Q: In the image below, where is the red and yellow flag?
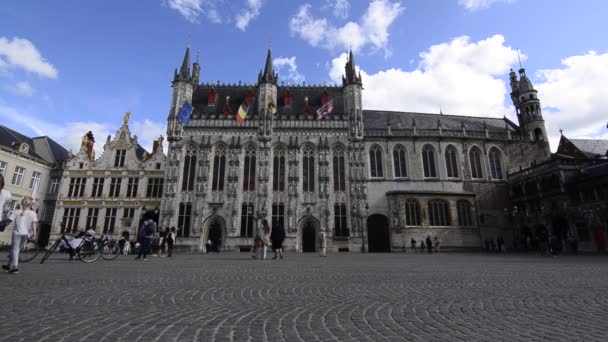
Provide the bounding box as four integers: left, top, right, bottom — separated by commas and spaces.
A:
236, 103, 248, 124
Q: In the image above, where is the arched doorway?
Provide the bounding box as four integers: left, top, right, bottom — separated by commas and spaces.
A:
302, 222, 316, 252
201, 215, 225, 251
367, 214, 390, 253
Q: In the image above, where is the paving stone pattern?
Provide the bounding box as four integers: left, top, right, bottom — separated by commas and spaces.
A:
0, 252, 607, 342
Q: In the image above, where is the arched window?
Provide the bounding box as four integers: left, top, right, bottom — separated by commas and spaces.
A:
211, 144, 226, 191
333, 145, 346, 191
428, 200, 451, 226
273, 146, 286, 191
243, 145, 256, 192
182, 146, 196, 191
404, 199, 421, 226
393, 145, 407, 178
469, 147, 483, 179
488, 147, 503, 180
303, 145, 315, 192
534, 128, 544, 142
445, 146, 459, 178
369, 145, 384, 178
457, 200, 473, 226
422, 145, 437, 178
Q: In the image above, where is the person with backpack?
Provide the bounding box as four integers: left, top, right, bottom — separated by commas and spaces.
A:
135, 219, 156, 260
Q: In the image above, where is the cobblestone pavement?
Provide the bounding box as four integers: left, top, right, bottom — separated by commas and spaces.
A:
1, 252, 607, 342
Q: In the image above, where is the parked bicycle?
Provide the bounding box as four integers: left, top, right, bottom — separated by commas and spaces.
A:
40, 223, 101, 264
99, 235, 120, 260
18, 238, 42, 263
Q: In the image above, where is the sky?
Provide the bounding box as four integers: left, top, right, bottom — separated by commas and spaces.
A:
1, 0, 607, 157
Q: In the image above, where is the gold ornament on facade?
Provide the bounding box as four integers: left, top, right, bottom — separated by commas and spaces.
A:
123, 111, 131, 126
143, 151, 148, 161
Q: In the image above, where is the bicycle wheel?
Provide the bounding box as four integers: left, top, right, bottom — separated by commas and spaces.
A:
19, 239, 40, 263
40, 238, 61, 264
78, 240, 100, 263
101, 240, 120, 260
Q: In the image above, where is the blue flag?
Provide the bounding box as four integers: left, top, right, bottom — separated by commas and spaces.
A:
177, 100, 193, 125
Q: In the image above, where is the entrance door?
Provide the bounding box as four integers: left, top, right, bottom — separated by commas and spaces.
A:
302, 222, 316, 252
208, 222, 222, 248
367, 214, 390, 253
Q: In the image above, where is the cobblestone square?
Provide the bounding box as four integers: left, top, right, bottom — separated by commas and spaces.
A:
0, 252, 607, 342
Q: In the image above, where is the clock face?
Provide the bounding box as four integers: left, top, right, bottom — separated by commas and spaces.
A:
19, 143, 29, 153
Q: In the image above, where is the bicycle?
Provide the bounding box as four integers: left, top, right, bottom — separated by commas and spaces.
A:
99, 235, 120, 260
19, 238, 42, 263
40, 223, 101, 264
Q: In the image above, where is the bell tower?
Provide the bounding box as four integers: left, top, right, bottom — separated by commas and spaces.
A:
343, 49, 363, 141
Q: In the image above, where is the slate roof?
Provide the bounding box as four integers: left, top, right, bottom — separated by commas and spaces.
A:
0, 125, 67, 164
362, 110, 518, 132
192, 84, 344, 117
570, 139, 608, 158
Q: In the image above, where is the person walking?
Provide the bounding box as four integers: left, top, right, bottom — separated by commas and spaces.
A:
261, 219, 272, 260
0, 175, 12, 232
166, 227, 176, 257
410, 238, 417, 254
2, 197, 37, 274
319, 230, 327, 257
434, 237, 441, 254
135, 219, 156, 260
271, 223, 286, 260
252, 221, 264, 259
425, 235, 432, 254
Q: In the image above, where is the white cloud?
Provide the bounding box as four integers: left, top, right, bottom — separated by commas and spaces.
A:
3, 81, 34, 96
290, 0, 404, 55
0, 37, 58, 78
235, 0, 263, 31
323, 0, 350, 19
535, 51, 608, 148
273, 56, 305, 84
458, 0, 514, 11
165, 0, 223, 23
0, 103, 166, 158
329, 34, 520, 119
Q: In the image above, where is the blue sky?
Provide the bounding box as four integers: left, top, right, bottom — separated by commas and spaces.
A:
1, 0, 607, 155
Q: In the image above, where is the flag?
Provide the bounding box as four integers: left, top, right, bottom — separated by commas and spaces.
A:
236, 103, 249, 124
267, 101, 276, 114
316, 98, 334, 120
177, 100, 193, 125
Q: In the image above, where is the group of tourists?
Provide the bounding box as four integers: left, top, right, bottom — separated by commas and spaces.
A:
409, 236, 441, 254
0, 175, 37, 274
251, 219, 286, 260
131, 221, 177, 260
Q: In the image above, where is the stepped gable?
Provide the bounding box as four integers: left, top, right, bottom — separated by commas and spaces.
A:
192, 83, 344, 117
363, 110, 518, 132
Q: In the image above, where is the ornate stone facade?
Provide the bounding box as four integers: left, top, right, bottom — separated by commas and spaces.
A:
51, 115, 167, 237
162, 46, 551, 252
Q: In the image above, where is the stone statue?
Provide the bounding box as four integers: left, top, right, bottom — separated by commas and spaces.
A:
123, 111, 131, 125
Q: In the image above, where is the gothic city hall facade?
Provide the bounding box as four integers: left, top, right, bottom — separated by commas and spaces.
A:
159, 46, 551, 253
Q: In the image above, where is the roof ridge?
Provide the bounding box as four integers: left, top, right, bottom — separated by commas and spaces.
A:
362, 109, 510, 121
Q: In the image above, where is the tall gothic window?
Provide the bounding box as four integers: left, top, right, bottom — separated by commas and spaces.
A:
240, 203, 255, 237
489, 147, 504, 180
243, 145, 256, 192
212, 144, 226, 191
272, 203, 285, 232
393, 145, 407, 178
469, 147, 483, 179
369, 145, 384, 178
177, 202, 192, 237
334, 204, 348, 237
404, 199, 421, 226
422, 145, 437, 178
445, 146, 459, 178
273, 147, 286, 191
428, 200, 451, 226
457, 200, 473, 226
302, 144, 315, 192
182, 146, 196, 191
333, 145, 346, 191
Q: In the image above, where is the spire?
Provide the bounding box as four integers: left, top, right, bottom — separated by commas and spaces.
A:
343, 48, 362, 86
258, 47, 277, 84
179, 43, 191, 80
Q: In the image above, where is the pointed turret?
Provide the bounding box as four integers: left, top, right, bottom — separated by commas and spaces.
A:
343, 49, 362, 86
258, 48, 278, 84
179, 45, 191, 80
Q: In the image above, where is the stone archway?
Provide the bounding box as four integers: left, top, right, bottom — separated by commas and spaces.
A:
367, 214, 391, 253
200, 215, 226, 252
298, 215, 320, 252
